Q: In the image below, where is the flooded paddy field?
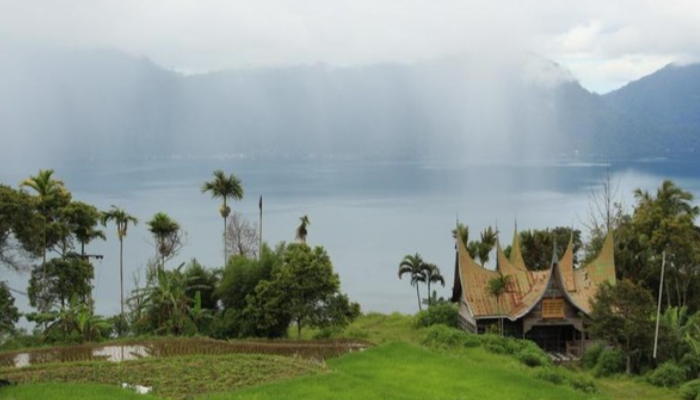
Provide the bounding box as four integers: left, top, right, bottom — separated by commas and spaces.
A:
0, 337, 371, 369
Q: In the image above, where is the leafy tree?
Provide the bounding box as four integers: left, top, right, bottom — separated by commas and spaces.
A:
0, 282, 19, 338
62, 201, 105, 255
398, 253, 427, 311
296, 215, 310, 244
27, 257, 94, 309
183, 259, 219, 311
488, 274, 510, 335
202, 170, 244, 267
631, 181, 700, 309
589, 280, 655, 374
146, 212, 183, 269
20, 170, 72, 316
0, 185, 43, 272
422, 263, 445, 307
33, 294, 111, 343
215, 243, 285, 338
20, 169, 71, 264
246, 244, 358, 338
506, 227, 582, 270
101, 205, 138, 333
132, 264, 194, 336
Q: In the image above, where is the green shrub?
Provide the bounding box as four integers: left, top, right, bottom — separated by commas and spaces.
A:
680, 379, 700, 400
594, 348, 625, 377
681, 353, 700, 380
415, 303, 459, 328
568, 376, 598, 394
479, 334, 510, 354
648, 361, 687, 388
420, 324, 469, 349
535, 368, 566, 385
517, 347, 549, 367
581, 343, 605, 370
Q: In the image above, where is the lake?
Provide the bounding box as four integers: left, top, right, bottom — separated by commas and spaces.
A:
3, 157, 700, 320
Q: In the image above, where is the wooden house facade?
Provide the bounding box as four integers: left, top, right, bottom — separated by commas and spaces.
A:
451, 227, 616, 355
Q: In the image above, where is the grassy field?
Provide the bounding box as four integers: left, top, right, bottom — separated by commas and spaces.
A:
0, 313, 683, 400
203, 341, 600, 400
0, 353, 322, 399
0, 383, 161, 400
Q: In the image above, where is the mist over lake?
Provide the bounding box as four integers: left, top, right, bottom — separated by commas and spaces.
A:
4, 157, 700, 322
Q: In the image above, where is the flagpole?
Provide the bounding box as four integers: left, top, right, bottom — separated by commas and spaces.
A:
259, 195, 263, 260
653, 251, 666, 359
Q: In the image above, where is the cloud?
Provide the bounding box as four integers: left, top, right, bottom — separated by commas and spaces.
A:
1, 1, 700, 91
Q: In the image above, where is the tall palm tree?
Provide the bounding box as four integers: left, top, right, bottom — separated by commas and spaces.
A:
21, 169, 70, 318
101, 205, 138, 335
477, 226, 498, 267
398, 253, 427, 311
296, 215, 310, 244
146, 212, 180, 269
488, 274, 510, 335
20, 169, 69, 266
202, 170, 244, 267
422, 263, 445, 307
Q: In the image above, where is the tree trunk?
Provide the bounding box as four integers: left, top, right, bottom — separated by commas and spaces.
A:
297, 319, 302, 339
119, 237, 124, 337
223, 215, 228, 267
416, 284, 422, 311
427, 281, 432, 307
626, 355, 632, 375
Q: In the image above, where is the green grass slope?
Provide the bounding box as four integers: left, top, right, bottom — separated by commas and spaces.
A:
0, 382, 161, 400
203, 342, 598, 400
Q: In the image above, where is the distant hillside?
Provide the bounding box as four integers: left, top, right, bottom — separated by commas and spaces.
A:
0, 49, 688, 165
603, 63, 700, 157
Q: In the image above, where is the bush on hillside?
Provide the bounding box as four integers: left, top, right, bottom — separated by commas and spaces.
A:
594, 348, 625, 377
581, 343, 605, 370
517, 347, 549, 367
680, 379, 700, 400
568, 376, 598, 394
421, 324, 471, 349
647, 361, 687, 388
415, 303, 459, 328
535, 368, 566, 385
419, 325, 550, 367
681, 352, 700, 380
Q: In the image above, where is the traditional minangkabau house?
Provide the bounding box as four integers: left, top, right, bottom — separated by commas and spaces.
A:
451, 226, 616, 355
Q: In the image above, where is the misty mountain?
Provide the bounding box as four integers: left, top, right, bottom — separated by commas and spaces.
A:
0, 49, 683, 165
604, 63, 700, 157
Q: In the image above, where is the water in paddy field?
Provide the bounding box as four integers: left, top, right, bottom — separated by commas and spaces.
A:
3, 158, 700, 321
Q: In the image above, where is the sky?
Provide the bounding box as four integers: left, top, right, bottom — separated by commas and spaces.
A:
1, 1, 699, 92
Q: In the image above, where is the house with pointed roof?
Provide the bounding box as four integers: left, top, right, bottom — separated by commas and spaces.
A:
451, 226, 616, 355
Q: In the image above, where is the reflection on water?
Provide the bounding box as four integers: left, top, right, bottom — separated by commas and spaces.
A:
0, 338, 370, 369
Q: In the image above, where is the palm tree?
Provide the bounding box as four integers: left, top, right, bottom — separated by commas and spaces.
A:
101, 205, 138, 335
146, 212, 180, 269
452, 223, 469, 249
296, 215, 310, 244
202, 170, 244, 267
20, 169, 69, 266
422, 263, 445, 307
21, 169, 70, 318
477, 226, 498, 267
398, 253, 427, 311
488, 274, 511, 335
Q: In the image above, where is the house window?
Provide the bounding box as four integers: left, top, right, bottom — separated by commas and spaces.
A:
542, 298, 565, 319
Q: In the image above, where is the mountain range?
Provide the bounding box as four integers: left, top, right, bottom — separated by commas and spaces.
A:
0, 49, 698, 165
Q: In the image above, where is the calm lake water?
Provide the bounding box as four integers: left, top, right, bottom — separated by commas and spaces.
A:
3, 158, 700, 320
